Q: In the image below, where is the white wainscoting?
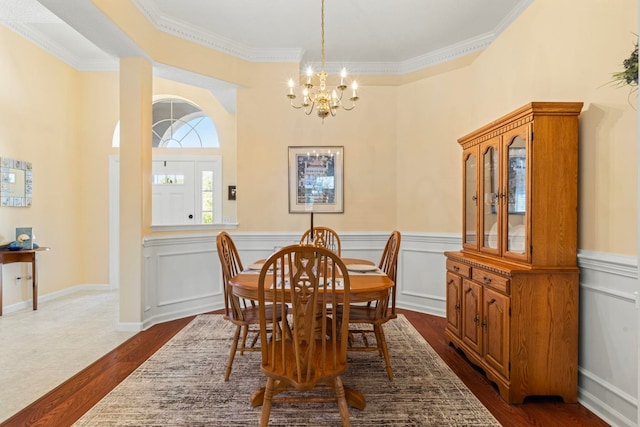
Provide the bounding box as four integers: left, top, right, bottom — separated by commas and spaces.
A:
142, 234, 222, 329
576, 250, 638, 427
139, 232, 638, 426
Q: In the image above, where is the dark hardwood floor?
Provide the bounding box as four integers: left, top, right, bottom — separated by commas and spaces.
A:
2, 309, 609, 427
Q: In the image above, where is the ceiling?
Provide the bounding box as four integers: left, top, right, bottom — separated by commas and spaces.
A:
0, 0, 532, 75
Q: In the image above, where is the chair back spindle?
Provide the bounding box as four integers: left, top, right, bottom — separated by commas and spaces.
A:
378, 230, 401, 318
300, 226, 341, 256
217, 231, 249, 321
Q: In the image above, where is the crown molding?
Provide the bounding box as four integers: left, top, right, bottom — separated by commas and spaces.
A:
6, 0, 534, 75
400, 32, 494, 74
3, 21, 118, 71
142, 7, 494, 74
133, 0, 303, 63
131, 0, 530, 75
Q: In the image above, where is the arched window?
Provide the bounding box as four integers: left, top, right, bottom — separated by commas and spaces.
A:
111, 98, 219, 148
152, 98, 219, 148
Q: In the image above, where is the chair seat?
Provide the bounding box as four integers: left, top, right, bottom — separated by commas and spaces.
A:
336, 305, 391, 323
228, 303, 287, 324
262, 340, 347, 387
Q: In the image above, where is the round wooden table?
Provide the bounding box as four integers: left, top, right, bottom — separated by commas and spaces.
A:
229, 258, 392, 304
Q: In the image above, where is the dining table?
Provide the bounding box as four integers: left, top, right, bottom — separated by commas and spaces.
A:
228, 256, 393, 411
230, 257, 392, 304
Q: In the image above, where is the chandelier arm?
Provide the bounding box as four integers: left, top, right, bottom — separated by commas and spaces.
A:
305, 102, 315, 116
340, 103, 357, 111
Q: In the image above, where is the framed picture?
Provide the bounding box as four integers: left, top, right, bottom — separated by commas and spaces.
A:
288, 146, 344, 213
0, 157, 32, 208
16, 227, 33, 249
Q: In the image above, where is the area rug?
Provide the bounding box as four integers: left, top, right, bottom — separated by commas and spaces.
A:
73, 314, 501, 426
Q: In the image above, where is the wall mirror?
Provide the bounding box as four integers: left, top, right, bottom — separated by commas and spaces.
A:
1, 157, 32, 207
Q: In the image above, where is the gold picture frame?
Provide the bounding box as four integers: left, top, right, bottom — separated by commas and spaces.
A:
288, 146, 344, 213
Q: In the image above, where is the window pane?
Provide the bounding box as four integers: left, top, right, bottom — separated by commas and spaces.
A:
202, 171, 213, 191
201, 170, 214, 223
202, 192, 213, 210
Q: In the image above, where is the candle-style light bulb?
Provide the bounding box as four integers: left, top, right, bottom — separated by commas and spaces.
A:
352, 81, 358, 98
306, 66, 313, 84
288, 78, 295, 95
340, 68, 347, 85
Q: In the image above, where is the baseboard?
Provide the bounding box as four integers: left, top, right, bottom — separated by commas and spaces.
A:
3, 283, 116, 315
140, 302, 224, 331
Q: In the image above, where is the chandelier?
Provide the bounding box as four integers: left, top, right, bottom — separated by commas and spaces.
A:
287, 0, 359, 120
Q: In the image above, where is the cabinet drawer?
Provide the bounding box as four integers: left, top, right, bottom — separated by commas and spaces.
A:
447, 259, 471, 278
472, 269, 510, 293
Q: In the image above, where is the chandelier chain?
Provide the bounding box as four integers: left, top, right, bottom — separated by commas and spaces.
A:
321, 0, 325, 69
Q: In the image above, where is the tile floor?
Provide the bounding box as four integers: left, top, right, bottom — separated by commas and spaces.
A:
0, 289, 135, 422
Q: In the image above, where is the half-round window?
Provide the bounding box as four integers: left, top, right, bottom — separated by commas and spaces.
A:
153, 98, 219, 148
112, 98, 219, 148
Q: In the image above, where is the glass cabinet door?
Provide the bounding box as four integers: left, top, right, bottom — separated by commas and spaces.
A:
503, 126, 529, 260
481, 141, 500, 253
463, 148, 478, 250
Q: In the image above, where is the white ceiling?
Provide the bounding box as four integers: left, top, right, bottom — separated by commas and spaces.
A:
0, 0, 532, 74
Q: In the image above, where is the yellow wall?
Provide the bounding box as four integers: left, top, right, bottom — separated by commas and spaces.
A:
0, 0, 637, 311
118, 57, 153, 323
0, 25, 84, 306
479, 0, 637, 255
78, 72, 119, 282
397, 0, 638, 254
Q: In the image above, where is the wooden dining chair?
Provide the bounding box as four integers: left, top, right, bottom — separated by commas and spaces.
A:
252, 245, 360, 427
215, 231, 287, 381
300, 226, 341, 256
338, 230, 401, 380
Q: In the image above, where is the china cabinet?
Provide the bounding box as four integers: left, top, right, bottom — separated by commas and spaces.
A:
445, 102, 583, 404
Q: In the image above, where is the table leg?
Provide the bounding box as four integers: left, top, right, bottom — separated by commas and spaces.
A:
32, 255, 38, 310
250, 387, 265, 407
343, 385, 366, 411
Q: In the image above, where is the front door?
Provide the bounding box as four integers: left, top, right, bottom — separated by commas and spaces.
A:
152, 160, 195, 225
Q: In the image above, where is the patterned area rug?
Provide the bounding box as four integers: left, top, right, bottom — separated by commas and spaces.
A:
74, 314, 501, 426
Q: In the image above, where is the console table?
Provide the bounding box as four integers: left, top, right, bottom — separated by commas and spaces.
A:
0, 247, 49, 316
